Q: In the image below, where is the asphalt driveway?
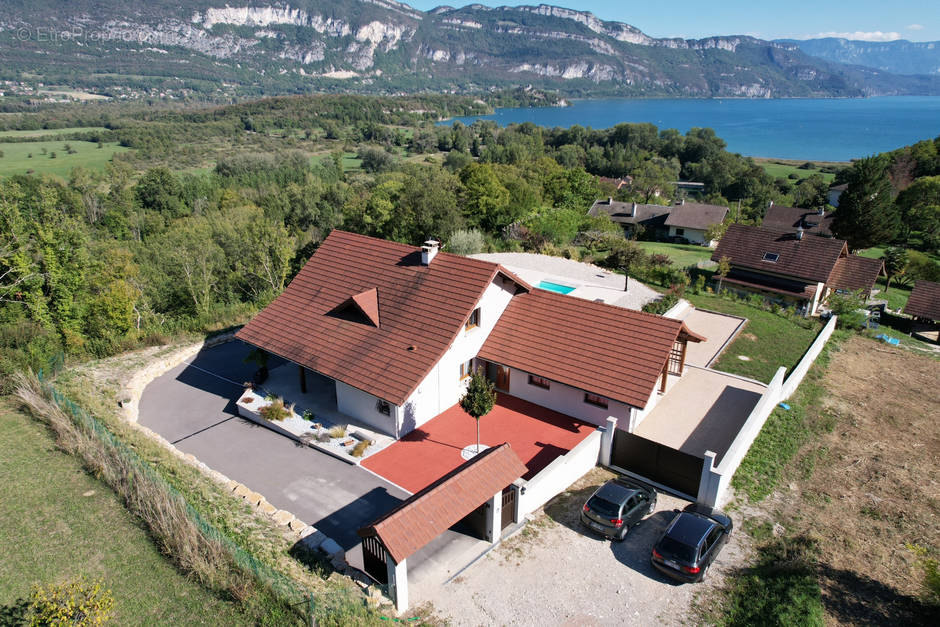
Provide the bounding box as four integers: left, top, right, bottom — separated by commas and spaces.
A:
138, 340, 408, 550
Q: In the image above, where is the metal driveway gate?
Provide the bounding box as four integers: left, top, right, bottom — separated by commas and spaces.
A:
611, 430, 704, 497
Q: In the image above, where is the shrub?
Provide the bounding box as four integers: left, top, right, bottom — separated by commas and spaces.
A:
693, 274, 706, 294
259, 398, 290, 422
29, 578, 115, 627
327, 425, 346, 439
825, 290, 867, 329
642, 290, 680, 315
447, 229, 485, 256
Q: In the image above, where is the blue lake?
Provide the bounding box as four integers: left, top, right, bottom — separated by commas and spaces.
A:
446, 96, 940, 162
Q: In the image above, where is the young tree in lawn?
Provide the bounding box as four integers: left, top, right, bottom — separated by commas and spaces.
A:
715, 255, 731, 294
460, 368, 496, 455
831, 156, 900, 251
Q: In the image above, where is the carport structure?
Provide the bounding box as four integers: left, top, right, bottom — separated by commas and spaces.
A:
358, 443, 527, 612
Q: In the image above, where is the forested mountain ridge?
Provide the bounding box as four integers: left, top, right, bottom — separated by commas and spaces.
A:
2, 1, 939, 99
782, 37, 940, 77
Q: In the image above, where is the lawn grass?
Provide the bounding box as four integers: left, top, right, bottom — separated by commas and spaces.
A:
753, 158, 841, 184
0, 400, 251, 626
634, 241, 716, 268
685, 293, 822, 383
0, 126, 108, 139
0, 140, 128, 177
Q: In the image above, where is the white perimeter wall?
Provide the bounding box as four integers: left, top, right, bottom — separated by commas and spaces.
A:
400, 276, 516, 434
505, 366, 633, 428
335, 381, 398, 437
697, 315, 837, 507
516, 429, 602, 518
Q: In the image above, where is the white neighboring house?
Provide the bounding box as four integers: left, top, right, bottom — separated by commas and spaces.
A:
663, 201, 730, 247
236, 230, 705, 439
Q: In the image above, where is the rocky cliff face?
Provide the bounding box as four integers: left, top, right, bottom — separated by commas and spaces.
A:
0, 0, 935, 97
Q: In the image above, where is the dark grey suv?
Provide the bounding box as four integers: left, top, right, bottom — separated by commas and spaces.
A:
580, 477, 657, 540
650, 503, 733, 582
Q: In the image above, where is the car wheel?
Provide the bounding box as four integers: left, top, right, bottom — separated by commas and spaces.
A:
616, 528, 628, 542
647, 501, 655, 515
699, 564, 709, 581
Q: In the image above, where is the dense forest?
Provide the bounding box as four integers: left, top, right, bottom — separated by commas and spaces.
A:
1, 94, 938, 387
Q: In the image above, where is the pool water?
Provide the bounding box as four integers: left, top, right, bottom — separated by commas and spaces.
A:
538, 280, 576, 295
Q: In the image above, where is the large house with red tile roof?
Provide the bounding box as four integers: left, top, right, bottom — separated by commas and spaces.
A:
712, 224, 885, 316
236, 230, 704, 439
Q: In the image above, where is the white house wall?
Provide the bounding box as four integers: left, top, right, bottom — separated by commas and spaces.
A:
504, 366, 632, 428
335, 380, 398, 436
668, 226, 708, 245
400, 276, 517, 434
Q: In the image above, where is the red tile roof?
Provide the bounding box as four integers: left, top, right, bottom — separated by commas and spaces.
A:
236, 230, 528, 405
827, 255, 884, 294
478, 290, 703, 409
358, 443, 527, 564
664, 202, 729, 230
904, 280, 940, 321
713, 224, 848, 283
350, 288, 381, 327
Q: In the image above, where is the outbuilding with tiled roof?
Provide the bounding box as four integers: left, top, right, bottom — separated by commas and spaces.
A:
904, 280, 940, 322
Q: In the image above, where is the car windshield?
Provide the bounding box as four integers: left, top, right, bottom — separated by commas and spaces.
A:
657, 536, 697, 563
586, 496, 620, 518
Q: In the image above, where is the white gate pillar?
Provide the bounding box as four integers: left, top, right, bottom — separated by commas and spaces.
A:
484, 491, 501, 544
386, 555, 408, 613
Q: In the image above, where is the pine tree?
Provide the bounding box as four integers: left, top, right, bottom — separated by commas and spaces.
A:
831, 156, 899, 251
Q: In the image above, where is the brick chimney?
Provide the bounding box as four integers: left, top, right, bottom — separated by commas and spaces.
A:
421, 240, 440, 265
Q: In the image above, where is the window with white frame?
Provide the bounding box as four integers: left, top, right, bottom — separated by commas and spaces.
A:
459, 359, 473, 380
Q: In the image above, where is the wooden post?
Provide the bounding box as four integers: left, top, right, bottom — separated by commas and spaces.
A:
298, 365, 307, 394
679, 340, 688, 375
659, 363, 668, 393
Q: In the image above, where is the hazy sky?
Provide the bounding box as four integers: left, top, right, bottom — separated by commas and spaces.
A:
401, 1, 940, 42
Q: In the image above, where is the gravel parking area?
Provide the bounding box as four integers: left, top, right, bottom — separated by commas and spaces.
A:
424, 467, 747, 625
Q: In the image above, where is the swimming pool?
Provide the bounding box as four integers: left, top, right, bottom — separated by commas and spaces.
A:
538, 280, 576, 295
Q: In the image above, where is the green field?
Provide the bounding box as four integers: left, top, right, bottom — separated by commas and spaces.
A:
0, 126, 108, 139
0, 140, 128, 177
0, 402, 250, 626
685, 293, 821, 383
636, 241, 717, 268
755, 159, 840, 184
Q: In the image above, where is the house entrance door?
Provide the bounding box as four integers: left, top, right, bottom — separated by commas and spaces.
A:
495, 365, 510, 392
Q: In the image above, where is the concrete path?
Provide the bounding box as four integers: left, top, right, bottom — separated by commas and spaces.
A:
138, 341, 407, 550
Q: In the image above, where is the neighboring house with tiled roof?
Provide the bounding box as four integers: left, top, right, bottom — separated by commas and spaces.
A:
762, 202, 834, 237
588, 198, 671, 239
904, 280, 940, 322
712, 224, 884, 316
588, 198, 728, 246
237, 230, 704, 439
664, 201, 730, 246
